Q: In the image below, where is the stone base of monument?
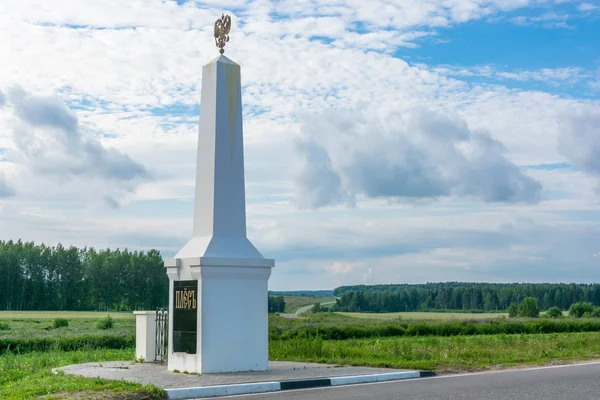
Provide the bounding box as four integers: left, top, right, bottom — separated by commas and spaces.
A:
54, 360, 433, 399
165, 255, 274, 374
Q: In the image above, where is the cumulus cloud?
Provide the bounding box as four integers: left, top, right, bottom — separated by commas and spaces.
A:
292, 107, 542, 208
0, 90, 5, 107
291, 139, 352, 208
6, 86, 150, 182
9, 86, 78, 132
558, 110, 600, 183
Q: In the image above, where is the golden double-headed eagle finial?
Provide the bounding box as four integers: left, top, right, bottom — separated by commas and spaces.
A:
214, 14, 231, 54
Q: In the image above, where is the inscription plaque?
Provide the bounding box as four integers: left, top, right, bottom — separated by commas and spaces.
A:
173, 280, 198, 354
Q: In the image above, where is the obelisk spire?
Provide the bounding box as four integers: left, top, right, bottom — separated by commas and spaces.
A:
174, 14, 263, 259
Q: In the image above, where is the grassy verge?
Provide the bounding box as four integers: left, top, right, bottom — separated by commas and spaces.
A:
0, 348, 165, 400
270, 331, 600, 373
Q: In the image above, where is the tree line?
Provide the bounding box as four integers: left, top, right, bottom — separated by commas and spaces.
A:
268, 296, 286, 313
507, 299, 600, 319
0, 240, 168, 311
333, 283, 600, 312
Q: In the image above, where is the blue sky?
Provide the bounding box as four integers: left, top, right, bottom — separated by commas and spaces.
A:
416, 12, 599, 66
0, 0, 599, 289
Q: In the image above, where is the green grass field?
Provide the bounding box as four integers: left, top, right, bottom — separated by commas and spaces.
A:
338, 312, 508, 320
270, 331, 600, 372
0, 349, 164, 399
0, 311, 135, 320
0, 317, 135, 342
0, 312, 155, 399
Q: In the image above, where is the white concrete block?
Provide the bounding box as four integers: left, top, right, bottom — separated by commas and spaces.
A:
134, 311, 157, 363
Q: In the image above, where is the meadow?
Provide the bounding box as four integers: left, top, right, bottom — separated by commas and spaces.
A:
2, 310, 600, 398
270, 331, 600, 372
0, 314, 160, 399
269, 313, 600, 372
0, 315, 136, 354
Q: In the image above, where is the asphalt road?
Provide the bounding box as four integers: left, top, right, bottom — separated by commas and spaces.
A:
228, 361, 600, 400
294, 304, 314, 315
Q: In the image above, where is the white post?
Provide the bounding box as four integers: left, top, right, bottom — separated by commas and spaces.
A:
134, 311, 157, 363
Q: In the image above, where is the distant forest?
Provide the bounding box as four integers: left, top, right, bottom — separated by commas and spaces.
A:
0, 240, 168, 311
333, 283, 600, 312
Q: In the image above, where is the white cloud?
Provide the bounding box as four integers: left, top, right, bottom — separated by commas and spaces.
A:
5, 86, 150, 183
325, 261, 358, 275
432, 65, 590, 84
496, 68, 584, 82
292, 107, 542, 208
511, 11, 573, 28
578, 3, 597, 11
558, 110, 600, 188
426, 66, 600, 100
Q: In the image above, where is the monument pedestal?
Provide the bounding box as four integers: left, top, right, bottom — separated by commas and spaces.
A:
165, 256, 273, 374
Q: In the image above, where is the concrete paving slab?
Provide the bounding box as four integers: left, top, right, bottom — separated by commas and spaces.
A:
54, 360, 416, 389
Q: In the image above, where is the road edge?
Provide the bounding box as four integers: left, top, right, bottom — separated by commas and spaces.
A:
165, 371, 434, 399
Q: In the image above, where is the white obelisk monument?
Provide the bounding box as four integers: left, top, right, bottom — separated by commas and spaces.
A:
164, 14, 274, 374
